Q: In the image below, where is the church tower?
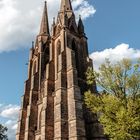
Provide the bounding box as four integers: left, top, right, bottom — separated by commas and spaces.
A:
16, 1, 105, 140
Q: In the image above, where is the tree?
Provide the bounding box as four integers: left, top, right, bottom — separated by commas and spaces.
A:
85, 58, 140, 140
0, 124, 8, 140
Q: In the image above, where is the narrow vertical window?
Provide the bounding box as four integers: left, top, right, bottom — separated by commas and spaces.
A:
33, 61, 37, 74
57, 40, 61, 72
45, 47, 50, 64
72, 39, 78, 70
57, 41, 61, 55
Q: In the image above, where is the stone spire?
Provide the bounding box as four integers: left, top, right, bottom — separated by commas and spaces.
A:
78, 15, 85, 35
39, 1, 50, 35
60, 0, 72, 11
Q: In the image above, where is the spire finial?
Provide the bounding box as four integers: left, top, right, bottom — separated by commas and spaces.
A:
39, 1, 50, 35
78, 15, 85, 35
44, 0, 47, 6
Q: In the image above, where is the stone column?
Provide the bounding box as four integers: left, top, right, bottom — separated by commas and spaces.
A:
66, 47, 86, 140
16, 80, 30, 140
24, 74, 39, 140
54, 37, 68, 139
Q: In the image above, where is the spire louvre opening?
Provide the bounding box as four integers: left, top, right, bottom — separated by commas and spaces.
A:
60, 0, 73, 11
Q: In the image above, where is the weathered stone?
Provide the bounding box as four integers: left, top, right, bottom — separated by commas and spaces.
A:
16, 0, 106, 140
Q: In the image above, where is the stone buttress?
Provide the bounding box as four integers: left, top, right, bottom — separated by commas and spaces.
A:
16, 1, 106, 140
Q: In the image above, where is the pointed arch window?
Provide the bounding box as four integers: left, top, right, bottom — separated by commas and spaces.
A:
72, 39, 76, 51
33, 61, 37, 74
70, 25, 75, 33
71, 39, 79, 70
57, 40, 61, 55
57, 40, 61, 72
45, 46, 50, 64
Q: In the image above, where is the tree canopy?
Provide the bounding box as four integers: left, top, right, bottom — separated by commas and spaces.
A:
0, 124, 8, 140
85, 58, 140, 140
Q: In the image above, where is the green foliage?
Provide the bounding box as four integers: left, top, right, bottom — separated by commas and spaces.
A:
85, 58, 140, 140
0, 124, 8, 140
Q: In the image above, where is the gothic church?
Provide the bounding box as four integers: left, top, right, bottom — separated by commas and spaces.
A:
16, 0, 105, 140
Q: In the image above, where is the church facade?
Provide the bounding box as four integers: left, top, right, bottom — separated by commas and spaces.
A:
16, 0, 105, 140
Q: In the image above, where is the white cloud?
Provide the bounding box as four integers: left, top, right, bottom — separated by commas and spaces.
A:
4, 120, 17, 140
90, 43, 140, 70
0, 104, 20, 140
0, 0, 96, 53
73, 0, 96, 20
0, 104, 20, 119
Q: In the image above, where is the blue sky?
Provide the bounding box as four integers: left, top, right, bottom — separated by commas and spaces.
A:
0, 0, 140, 105
0, 50, 28, 104
0, 0, 140, 139
86, 0, 140, 52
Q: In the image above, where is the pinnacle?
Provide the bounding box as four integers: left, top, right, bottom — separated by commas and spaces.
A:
78, 15, 85, 35
39, 1, 50, 35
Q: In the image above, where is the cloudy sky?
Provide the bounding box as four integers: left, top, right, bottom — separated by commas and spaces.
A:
0, 0, 140, 139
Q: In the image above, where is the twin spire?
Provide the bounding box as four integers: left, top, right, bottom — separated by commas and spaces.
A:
39, 0, 73, 36
39, 0, 84, 36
